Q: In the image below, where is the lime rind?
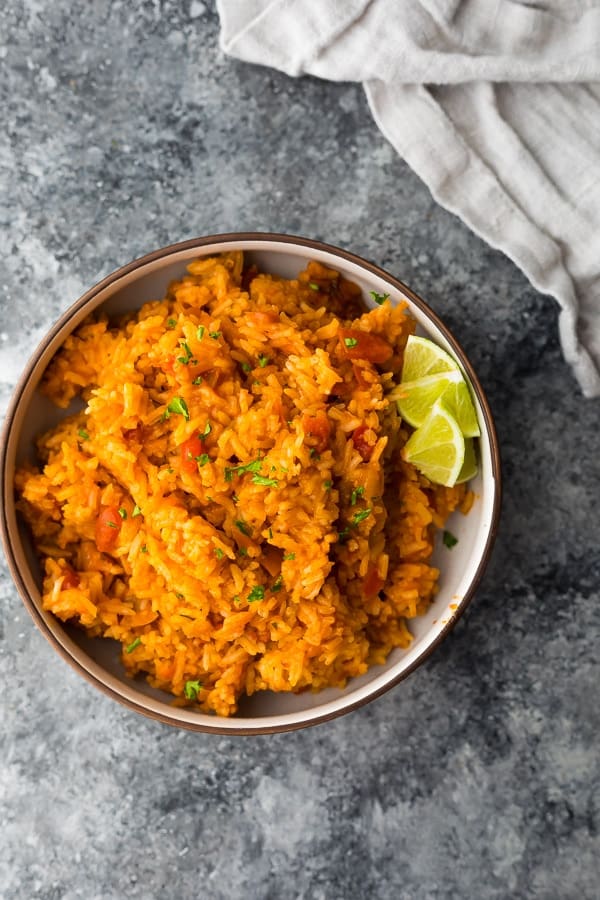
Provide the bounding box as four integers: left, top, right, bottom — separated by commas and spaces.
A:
455, 437, 478, 484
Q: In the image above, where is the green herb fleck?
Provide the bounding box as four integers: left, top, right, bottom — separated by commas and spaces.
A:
225, 458, 262, 481
167, 467, 174, 474
118, 507, 127, 519
196, 453, 210, 467
141, 545, 148, 553
443, 530, 458, 549
324, 480, 332, 491
241, 362, 252, 373
283, 552, 296, 561
370, 290, 390, 305
175, 592, 185, 600
350, 487, 365, 506
247, 585, 265, 603
167, 397, 190, 421
233, 494, 240, 504
192, 376, 203, 385
167, 317, 177, 329
308, 282, 320, 291
351, 508, 372, 527
238, 547, 248, 557
106, 520, 118, 529
214, 548, 224, 560
78, 428, 90, 441
252, 474, 279, 487
132, 505, 142, 517
337, 529, 350, 543
125, 637, 141, 653
233, 595, 241, 605
200, 421, 211, 438
160, 410, 170, 422
344, 337, 359, 349
257, 354, 269, 368
184, 680, 202, 700
196, 325, 205, 340
235, 520, 252, 537
309, 448, 320, 459
177, 340, 193, 364
209, 331, 221, 340
271, 575, 284, 593
268, 527, 273, 540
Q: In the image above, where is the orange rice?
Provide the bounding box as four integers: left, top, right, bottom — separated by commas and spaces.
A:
15, 253, 468, 716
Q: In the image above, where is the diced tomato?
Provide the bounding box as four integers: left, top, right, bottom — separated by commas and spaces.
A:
363, 565, 385, 599
61, 568, 80, 590
95, 506, 122, 553
302, 411, 331, 452
339, 328, 393, 364
352, 424, 375, 462
180, 435, 205, 474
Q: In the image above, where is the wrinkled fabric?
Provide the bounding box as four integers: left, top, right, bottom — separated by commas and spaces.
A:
217, 0, 600, 396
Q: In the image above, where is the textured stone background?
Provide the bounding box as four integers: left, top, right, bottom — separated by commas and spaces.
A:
1, 3, 599, 899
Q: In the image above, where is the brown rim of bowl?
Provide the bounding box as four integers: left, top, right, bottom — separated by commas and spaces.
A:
0, 232, 502, 735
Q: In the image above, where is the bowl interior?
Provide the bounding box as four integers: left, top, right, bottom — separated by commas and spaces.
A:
3, 237, 500, 732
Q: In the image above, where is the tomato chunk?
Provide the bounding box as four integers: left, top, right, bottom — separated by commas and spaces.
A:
180, 435, 205, 474
61, 568, 80, 590
352, 424, 375, 462
302, 411, 331, 452
96, 506, 122, 553
339, 328, 393, 364
363, 565, 385, 599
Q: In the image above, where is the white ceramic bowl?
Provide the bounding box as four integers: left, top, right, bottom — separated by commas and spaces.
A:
1, 234, 501, 733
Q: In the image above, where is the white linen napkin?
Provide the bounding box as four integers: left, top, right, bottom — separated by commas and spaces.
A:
217, 0, 600, 397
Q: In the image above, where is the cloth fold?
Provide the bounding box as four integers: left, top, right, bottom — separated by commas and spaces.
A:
217, 0, 600, 396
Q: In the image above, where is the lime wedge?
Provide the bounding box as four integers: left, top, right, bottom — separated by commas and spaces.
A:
401, 400, 465, 487
439, 379, 481, 439
455, 437, 478, 483
392, 370, 464, 429
401, 335, 459, 383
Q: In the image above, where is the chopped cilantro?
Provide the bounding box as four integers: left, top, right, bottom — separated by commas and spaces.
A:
233, 595, 241, 605
351, 508, 372, 526
370, 290, 390, 305
247, 585, 265, 603
106, 520, 118, 528
324, 480, 332, 491
238, 547, 248, 557
125, 637, 141, 653
160, 410, 170, 422
118, 507, 127, 519
337, 529, 350, 543
350, 486, 365, 506
233, 494, 240, 504
132, 505, 142, 517
252, 474, 279, 487
196, 453, 210, 466
177, 340, 193, 364
225, 458, 262, 481
283, 552, 295, 561
344, 337, 359, 349
308, 282, 320, 291
257, 354, 269, 367
167, 317, 177, 329
192, 376, 203, 385
268, 527, 273, 539
443, 530, 458, 549
235, 520, 252, 536
271, 574, 283, 593
77, 428, 90, 441
200, 421, 211, 438
166, 467, 174, 474
141, 545, 148, 553
214, 547, 224, 560
241, 362, 252, 373
209, 331, 221, 340
175, 592, 185, 600
309, 448, 320, 459
196, 325, 205, 340
184, 680, 202, 700
167, 397, 190, 421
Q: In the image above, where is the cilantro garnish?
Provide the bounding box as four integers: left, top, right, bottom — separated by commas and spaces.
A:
351, 508, 372, 526
106, 521, 118, 529
78, 428, 90, 441
118, 507, 127, 519
247, 585, 265, 603
308, 282, 320, 291
196, 325, 205, 340
214, 547, 224, 560
443, 531, 458, 549
175, 592, 185, 600
241, 362, 252, 373
257, 354, 269, 367
209, 331, 221, 340
141, 545, 148, 553
235, 520, 252, 536
283, 552, 295, 561
196, 453, 210, 467
324, 480, 332, 491
337, 529, 350, 543
271, 575, 283, 593
252, 474, 278, 487
370, 290, 390, 305
125, 637, 141, 653
225, 458, 262, 482
132, 505, 142, 517
177, 341, 193, 364
238, 547, 247, 556
167, 397, 190, 421
200, 421, 211, 438
268, 527, 273, 539
350, 487, 365, 506
167, 318, 177, 329
344, 337, 359, 349
192, 376, 203, 385
184, 680, 202, 700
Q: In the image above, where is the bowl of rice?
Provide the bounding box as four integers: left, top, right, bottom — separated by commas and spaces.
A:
1, 233, 501, 733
